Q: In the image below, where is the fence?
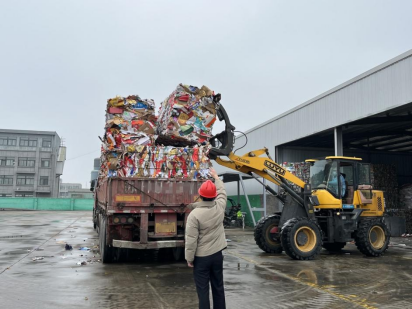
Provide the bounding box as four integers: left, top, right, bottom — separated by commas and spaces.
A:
0, 198, 93, 211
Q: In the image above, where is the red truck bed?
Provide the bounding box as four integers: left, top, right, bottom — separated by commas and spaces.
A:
94, 177, 204, 262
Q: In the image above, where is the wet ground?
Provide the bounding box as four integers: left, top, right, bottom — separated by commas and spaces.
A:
0, 211, 412, 309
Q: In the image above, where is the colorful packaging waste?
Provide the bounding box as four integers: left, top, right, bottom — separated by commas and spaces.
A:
99, 87, 219, 180
157, 84, 221, 145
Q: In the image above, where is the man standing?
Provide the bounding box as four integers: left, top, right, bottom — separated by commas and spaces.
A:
185, 167, 227, 309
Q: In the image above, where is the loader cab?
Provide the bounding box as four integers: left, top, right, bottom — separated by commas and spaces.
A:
307, 156, 370, 204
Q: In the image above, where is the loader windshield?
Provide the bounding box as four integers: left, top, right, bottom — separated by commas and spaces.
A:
310, 160, 339, 196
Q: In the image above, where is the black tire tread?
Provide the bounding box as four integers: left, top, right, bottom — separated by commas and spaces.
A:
254, 215, 283, 254
354, 219, 390, 257
281, 217, 322, 260
99, 216, 114, 263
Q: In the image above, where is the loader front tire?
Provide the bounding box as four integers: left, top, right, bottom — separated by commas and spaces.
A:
354, 220, 390, 257
254, 215, 283, 254
281, 217, 322, 260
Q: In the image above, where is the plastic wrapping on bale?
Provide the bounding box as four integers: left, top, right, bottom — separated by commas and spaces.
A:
157, 84, 220, 146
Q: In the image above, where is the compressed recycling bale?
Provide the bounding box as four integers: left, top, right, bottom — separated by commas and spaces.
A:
157, 84, 221, 146
370, 164, 399, 210
280, 162, 311, 194
400, 184, 412, 209
100, 145, 211, 179
99, 91, 214, 181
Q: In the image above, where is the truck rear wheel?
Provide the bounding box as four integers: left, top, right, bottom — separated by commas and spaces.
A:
254, 215, 283, 253
323, 242, 346, 252
354, 220, 390, 257
172, 247, 184, 261
99, 216, 114, 263
281, 217, 322, 260
93, 209, 97, 230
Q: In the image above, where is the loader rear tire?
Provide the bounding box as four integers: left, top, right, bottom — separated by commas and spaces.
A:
281, 217, 322, 260
354, 220, 390, 257
254, 215, 283, 254
99, 216, 115, 263
323, 242, 346, 252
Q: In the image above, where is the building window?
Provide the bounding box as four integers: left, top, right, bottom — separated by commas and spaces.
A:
39, 176, 49, 186
0, 175, 13, 185
0, 194, 12, 197
0, 157, 15, 166
18, 158, 36, 167
0, 137, 17, 146
42, 140, 52, 148
15, 193, 33, 197
16, 175, 35, 185
20, 138, 38, 147
41, 159, 51, 167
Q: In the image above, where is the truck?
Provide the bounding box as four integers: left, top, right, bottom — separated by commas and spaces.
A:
91, 177, 203, 263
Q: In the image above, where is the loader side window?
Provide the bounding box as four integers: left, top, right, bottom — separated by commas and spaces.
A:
325, 161, 340, 197
340, 163, 354, 202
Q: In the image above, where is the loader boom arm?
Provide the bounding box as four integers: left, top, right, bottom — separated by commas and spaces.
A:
216, 149, 305, 189
209, 103, 305, 190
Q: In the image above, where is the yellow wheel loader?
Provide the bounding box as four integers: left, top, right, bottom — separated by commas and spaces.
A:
209, 104, 390, 260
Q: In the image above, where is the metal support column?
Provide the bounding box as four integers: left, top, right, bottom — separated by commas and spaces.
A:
334, 126, 343, 156
237, 180, 240, 205
263, 178, 267, 217
239, 175, 264, 227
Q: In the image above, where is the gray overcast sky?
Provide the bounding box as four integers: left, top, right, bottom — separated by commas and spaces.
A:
1, 0, 412, 187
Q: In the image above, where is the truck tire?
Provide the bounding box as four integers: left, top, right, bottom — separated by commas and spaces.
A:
254, 215, 283, 254
99, 216, 114, 263
93, 209, 97, 230
354, 219, 390, 257
323, 242, 346, 252
96, 214, 101, 235
281, 217, 322, 260
172, 247, 184, 261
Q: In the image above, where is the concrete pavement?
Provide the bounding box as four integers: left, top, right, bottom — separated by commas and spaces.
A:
1, 211, 412, 309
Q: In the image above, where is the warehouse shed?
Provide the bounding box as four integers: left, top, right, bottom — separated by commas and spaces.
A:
219, 50, 412, 228
225, 50, 412, 188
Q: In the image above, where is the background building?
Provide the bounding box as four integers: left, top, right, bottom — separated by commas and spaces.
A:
0, 129, 65, 198
91, 158, 100, 183
59, 181, 93, 199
